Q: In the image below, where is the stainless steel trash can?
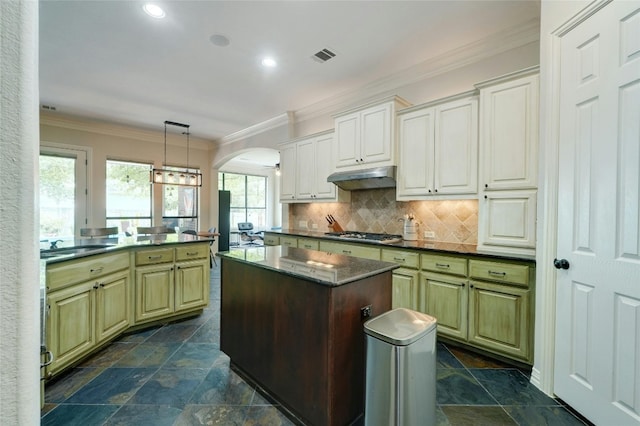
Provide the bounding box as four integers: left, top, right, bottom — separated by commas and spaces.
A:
364, 308, 437, 426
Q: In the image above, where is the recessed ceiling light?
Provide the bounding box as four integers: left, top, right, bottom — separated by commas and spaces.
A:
261, 57, 277, 68
210, 34, 230, 47
143, 3, 165, 19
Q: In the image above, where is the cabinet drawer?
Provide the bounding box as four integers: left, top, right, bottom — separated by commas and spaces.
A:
263, 234, 280, 246
175, 244, 209, 261
47, 251, 130, 291
135, 248, 174, 266
280, 236, 298, 247
381, 249, 420, 269
421, 253, 467, 277
297, 238, 319, 250
319, 241, 381, 260
469, 259, 530, 287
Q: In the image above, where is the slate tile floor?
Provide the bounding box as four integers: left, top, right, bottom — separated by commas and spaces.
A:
41, 262, 591, 426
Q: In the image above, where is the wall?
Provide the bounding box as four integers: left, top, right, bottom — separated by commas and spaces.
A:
40, 113, 216, 231
290, 190, 478, 244
0, 1, 40, 423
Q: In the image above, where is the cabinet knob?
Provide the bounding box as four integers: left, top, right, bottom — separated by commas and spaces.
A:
484, 195, 488, 199
434, 189, 438, 193
93, 283, 99, 289
485, 184, 488, 188
470, 284, 474, 288
553, 258, 570, 270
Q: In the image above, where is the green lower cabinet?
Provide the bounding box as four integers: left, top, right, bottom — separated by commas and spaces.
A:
391, 267, 419, 310
419, 272, 468, 341
468, 279, 531, 362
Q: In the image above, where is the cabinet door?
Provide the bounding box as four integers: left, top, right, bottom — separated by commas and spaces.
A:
263, 233, 280, 246
313, 133, 337, 199
360, 103, 393, 165
478, 189, 537, 254
480, 74, 538, 190
397, 107, 435, 198
419, 272, 468, 341
295, 139, 315, 200
392, 268, 419, 310
297, 238, 319, 250
280, 143, 297, 201
435, 97, 478, 195
95, 270, 130, 344
175, 259, 210, 312
468, 280, 531, 362
135, 263, 174, 322
47, 282, 95, 375
335, 113, 360, 168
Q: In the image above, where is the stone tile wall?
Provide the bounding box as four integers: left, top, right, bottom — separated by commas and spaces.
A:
289, 188, 478, 245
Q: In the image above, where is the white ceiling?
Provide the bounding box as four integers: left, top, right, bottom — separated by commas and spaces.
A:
39, 0, 540, 143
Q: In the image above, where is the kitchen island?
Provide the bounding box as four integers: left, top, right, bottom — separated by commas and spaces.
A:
218, 246, 398, 426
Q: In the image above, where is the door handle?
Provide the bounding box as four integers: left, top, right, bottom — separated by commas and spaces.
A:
553, 258, 570, 270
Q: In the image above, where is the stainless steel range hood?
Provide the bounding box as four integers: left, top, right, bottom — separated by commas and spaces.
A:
327, 166, 396, 191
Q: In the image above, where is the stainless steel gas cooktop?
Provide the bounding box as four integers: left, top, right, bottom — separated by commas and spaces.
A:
324, 231, 403, 244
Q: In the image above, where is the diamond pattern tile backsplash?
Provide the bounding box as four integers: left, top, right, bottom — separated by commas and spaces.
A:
289, 188, 478, 245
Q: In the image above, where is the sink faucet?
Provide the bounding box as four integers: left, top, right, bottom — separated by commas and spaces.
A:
49, 240, 63, 249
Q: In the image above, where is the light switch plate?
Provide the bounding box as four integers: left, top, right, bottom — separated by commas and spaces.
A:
424, 231, 435, 239
298, 220, 307, 228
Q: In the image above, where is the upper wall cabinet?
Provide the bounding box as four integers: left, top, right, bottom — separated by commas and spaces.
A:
280, 131, 350, 204
476, 67, 540, 256
397, 93, 478, 200
477, 69, 539, 190
279, 143, 297, 201
333, 96, 411, 171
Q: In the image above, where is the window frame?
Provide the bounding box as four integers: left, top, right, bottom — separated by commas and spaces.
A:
105, 159, 153, 235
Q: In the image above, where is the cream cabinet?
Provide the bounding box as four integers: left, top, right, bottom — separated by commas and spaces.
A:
263, 233, 280, 246
477, 68, 539, 256
280, 235, 298, 247
297, 237, 319, 250
279, 143, 297, 202
397, 94, 478, 200
280, 131, 349, 203
334, 96, 410, 170
135, 244, 209, 323
45, 252, 130, 377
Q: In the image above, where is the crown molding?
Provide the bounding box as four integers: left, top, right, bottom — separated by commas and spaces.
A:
291, 17, 540, 124
219, 112, 291, 146
40, 111, 213, 149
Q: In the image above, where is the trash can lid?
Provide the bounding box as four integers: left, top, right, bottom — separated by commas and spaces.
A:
364, 308, 437, 346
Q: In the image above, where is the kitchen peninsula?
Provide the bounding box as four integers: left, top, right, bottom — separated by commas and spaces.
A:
41, 234, 212, 379
218, 246, 398, 426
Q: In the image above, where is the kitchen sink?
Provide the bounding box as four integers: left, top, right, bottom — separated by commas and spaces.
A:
40, 244, 114, 259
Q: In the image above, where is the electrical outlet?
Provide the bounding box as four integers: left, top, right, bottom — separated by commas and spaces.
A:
311, 223, 318, 229
298, 220, 307, 229
424, 231, 435, 239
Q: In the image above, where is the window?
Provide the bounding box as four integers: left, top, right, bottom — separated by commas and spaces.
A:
218, 172, 267, 229
106, 160, 152, 235
39, 146, 88, 247
162, 166, 199, 231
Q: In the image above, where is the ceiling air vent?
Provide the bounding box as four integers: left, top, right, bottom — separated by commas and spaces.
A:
41, 104, 57, 111
312, 48, 336, 63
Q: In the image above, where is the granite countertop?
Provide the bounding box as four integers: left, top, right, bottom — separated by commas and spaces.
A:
40, 233, 213, 264
265, 229, 535, 262
217, 246, 399, 287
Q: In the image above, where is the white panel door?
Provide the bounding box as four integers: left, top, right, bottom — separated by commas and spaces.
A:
361, 103, 392, 165
554, 2, 640, 425
397, 108, 435, 197
295, 138, 315, 200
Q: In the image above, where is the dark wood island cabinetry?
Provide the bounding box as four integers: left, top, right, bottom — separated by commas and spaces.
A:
219, 246, 397, 426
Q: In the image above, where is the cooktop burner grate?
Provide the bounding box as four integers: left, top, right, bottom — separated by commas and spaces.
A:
325, 231, 403, 243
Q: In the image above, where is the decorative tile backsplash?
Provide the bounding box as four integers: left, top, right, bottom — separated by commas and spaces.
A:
289, 188, 478, 245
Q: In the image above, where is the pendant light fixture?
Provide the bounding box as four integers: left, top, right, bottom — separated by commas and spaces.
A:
151, 120, 203, 187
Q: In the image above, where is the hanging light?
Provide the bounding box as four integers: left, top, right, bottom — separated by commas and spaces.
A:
275, 163, 281, 176
150, 120, 203, 187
